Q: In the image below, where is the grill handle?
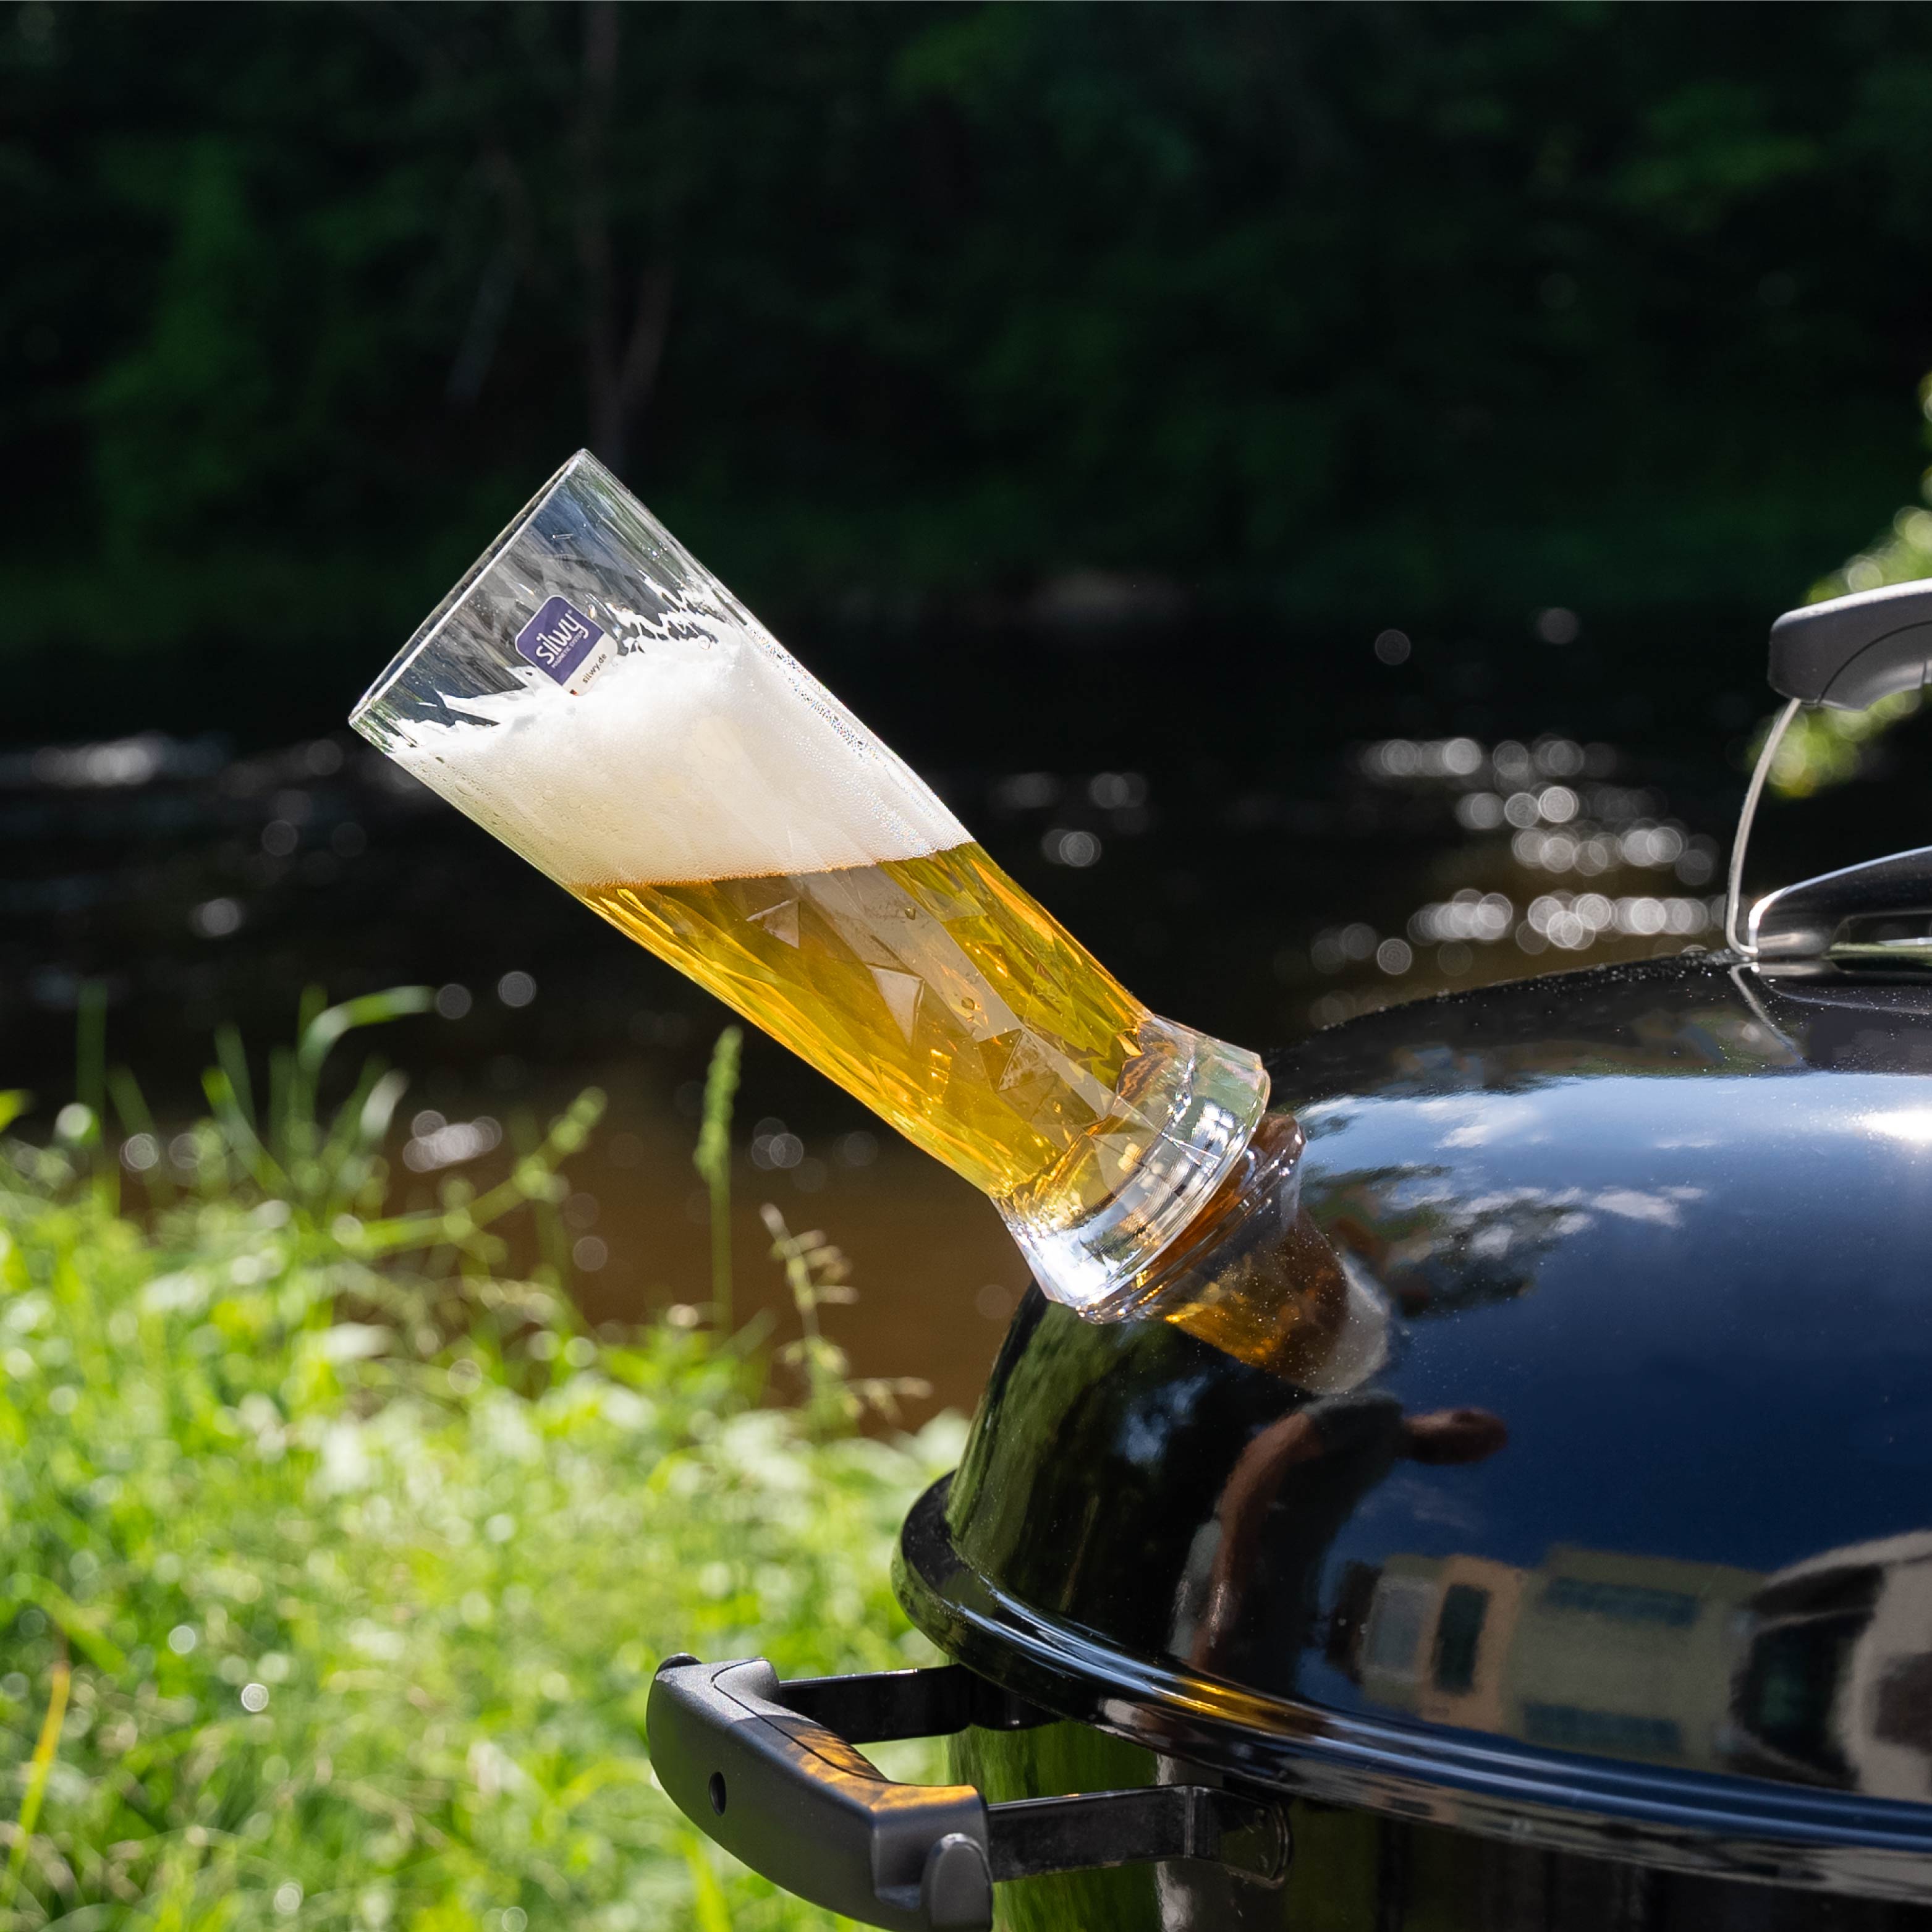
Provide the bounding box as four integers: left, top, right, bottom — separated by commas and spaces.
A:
646, 1654, 1290, 1932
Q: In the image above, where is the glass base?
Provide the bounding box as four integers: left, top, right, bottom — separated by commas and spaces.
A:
1109, 1111, 1390, 1387
998, 1017, 1271, 1318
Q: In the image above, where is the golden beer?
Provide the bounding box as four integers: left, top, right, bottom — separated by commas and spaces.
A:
353, 451, 1269, 1315
578, 843, 1153, 1216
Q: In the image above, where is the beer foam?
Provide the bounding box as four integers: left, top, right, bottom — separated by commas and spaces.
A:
389, 623, 970, 886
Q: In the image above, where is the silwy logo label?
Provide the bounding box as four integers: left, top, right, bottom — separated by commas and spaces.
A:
515, 596, 606, 684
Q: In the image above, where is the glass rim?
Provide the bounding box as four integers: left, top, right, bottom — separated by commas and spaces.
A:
349, 447, 598, 732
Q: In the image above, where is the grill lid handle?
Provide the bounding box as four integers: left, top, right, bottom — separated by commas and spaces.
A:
646, 1654, 1290, 1932
1728, 580, 1932, 955
1748, 842, 1932, 965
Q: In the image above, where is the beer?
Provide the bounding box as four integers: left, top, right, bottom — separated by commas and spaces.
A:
357, 450, 1268, 1315
578, 845, 1152, 1210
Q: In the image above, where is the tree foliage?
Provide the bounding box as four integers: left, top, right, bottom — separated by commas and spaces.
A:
4, 2, 1932, 684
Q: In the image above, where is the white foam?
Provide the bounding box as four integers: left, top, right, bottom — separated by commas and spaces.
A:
389, 621, 969, 887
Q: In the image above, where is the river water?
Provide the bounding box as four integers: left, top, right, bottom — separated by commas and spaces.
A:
4, 690, 1921, 1418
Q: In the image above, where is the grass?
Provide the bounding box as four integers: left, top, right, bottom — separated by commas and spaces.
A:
0, 993, 960, 1932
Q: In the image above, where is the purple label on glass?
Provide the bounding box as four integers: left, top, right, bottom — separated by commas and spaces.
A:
515, 596, 605, 684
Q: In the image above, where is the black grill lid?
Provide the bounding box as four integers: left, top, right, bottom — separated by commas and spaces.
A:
897, 955, 1932, 1897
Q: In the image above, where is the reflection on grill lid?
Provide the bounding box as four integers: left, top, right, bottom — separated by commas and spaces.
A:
899, 955, 1932, 1899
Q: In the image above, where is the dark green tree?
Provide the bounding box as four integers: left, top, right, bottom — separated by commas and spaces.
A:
4, 2, 1931, 721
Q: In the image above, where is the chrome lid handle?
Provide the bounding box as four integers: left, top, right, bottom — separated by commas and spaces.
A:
1724, 698, 1800, 955
1729, 580, 1932, 957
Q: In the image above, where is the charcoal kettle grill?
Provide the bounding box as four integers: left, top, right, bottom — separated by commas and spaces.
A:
651, 582, 1932, 1928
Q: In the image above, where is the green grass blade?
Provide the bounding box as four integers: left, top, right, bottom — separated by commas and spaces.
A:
213, 1022, 256, 1129
298, 987, 433, 1078
692, 1025, 742, 1329
106, 1065, 175, 1207
0, 1651, 69, 1913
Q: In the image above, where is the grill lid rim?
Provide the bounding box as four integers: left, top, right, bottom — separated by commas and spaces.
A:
895, 1476, 1932, 1905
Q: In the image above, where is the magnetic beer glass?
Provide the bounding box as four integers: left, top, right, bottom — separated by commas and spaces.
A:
350, 453, 1269, 1318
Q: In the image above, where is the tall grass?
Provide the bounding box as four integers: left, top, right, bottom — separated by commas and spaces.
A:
690, 1028, 742, 1332
0, 994, 959, 1932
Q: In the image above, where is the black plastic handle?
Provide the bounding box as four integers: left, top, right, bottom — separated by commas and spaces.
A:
1769, 579, 1932, 711
646, 1655, 1290, 1931
647, 1657, 996, 1929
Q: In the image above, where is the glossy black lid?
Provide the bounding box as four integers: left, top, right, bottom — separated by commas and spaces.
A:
898, 955, 1932, 1897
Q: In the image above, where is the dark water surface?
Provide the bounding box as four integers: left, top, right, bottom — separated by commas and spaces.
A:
7, 666, 1930, 1420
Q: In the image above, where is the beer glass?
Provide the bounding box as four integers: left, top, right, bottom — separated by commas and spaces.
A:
350, 452, 1269, 1319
